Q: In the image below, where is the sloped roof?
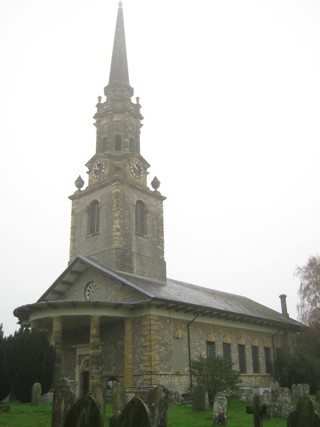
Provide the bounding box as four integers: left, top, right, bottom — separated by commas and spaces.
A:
21, 255, 299, 331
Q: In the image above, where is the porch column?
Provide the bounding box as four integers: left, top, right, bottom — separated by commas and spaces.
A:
124, 318, 134, 388
89, 315, 102, 393
52, 316, 62, 388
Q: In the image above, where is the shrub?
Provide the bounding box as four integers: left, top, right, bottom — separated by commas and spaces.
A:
191, 354, 241, 404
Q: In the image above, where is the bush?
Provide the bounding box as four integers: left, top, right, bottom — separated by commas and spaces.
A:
191, 354, 241, 404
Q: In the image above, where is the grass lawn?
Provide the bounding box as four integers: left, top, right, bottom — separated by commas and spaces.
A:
0, 398, 301, 427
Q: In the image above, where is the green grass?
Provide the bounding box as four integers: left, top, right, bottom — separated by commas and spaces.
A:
0, 399, 303, 427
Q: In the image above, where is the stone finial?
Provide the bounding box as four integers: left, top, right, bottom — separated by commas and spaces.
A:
151, 176, 160, 191
118, 0, 123, 8
75, 175, 84, 191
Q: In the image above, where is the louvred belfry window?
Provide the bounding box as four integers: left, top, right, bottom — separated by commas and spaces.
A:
88, 200, 100, 235
135, 200, 146, 235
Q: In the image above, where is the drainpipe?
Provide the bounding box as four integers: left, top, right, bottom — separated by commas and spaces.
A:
271, 329, 281, 377
187, 313, 200, 392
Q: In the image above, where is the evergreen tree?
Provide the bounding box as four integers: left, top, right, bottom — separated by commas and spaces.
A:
5, 328, 55, 402
0, 324, 10, 402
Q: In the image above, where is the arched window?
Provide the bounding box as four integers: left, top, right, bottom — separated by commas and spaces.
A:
135, 200, 146, 235
115, 135, 121, 151
88, 200, 100, 235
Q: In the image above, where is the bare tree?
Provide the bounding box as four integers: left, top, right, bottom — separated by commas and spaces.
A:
296, 255, 320, 325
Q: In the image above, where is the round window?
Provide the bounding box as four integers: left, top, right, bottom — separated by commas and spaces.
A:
84, 282, 98, 301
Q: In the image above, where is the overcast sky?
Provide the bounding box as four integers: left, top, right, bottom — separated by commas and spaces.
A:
1, 0, 320, 336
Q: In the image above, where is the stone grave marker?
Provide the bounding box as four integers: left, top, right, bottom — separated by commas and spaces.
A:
114, 396, 152, 427
52, 378, 76, 427
31, 382, 42, 406
292, 384, 303, 400
261, 389, 271, 405
192, 384, 207, 412
275, 387, 293, 418
149, 385, 170, 427
239, 387, 254, 403
112, 383, 126, 415
301, 383, 310, 396
64, 394, 103, 427
92, 382, 106, 415
287, 395, 320, 427
39, 392, 53, 404
213, 392, 227, 425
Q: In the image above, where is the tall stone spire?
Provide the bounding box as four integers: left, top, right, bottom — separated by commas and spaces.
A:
105, 2, 133, 98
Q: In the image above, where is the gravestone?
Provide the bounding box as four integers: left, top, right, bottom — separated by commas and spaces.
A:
261, 389, 271, 405
40, 392, 53, 404
52, 378, 76, 427
287, 395, 320, 427
92, 382, 106, 415
213, 392, 227, 425
115, 396, 152, 427
301, 384, 310, 396
276, 387, 293, 418
271, 381, 280, 400
149, 385, 170, 427
192, 384, 207, 412
64, 394, 103, 427
112, 383, 126, 415
292, 384, 303, 400
239, 388, 254, 403
31, 382, 42, 406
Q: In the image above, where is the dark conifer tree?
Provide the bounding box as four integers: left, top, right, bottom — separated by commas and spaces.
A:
0, 324, 10, 401
5, 328, 55, 402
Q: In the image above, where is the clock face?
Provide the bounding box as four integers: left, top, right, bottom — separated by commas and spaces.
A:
92, 161, 105, 179
130, 161, 144, 178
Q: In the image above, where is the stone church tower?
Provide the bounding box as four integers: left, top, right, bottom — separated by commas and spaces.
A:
69, 3, 166, 282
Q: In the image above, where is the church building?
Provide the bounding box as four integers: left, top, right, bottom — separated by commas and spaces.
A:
14, 3, 300, 397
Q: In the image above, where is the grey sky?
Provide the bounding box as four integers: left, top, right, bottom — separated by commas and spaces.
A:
1, 0, 320, 335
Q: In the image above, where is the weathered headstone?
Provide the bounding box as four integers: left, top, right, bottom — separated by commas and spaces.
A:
271, 381, 280, 400
115, 396, 152, 427
39, 392, 53, 404
287, 395, 320, 427
301, 384, 310, 396
31, 382, 42, 406
213, 392, 227, 425
52, 378, 76, 427
112, 383, 126, 415
239, 387, 254, 403
64, 394, 103, 427
149, 385, 170, 427
192, 384, 207, 412
276, 387, 293, 418
261, 389, 271, 405
292, 384, 303, 400
92, 382, 106, 415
